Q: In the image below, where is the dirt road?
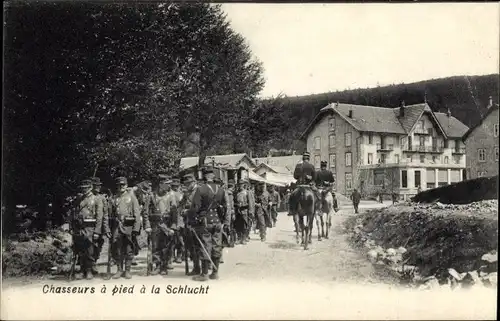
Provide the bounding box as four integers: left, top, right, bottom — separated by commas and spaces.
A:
2, 201, 496, 320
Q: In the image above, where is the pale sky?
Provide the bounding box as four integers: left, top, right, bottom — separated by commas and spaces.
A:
221, 3, 500, 98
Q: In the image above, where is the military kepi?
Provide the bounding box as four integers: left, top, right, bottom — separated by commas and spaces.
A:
182, 174, 195, 183
115, 176, 127, 185
320, 161, 327, 166
79, 179, 93, 188
91, 177, 102, 185
303, 151, 310, 158
203, 166, 214, 174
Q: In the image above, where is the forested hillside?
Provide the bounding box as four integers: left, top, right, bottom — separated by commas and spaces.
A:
255, 74, 499, 156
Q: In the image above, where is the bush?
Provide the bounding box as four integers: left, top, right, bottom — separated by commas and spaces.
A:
2, 229, 73, 278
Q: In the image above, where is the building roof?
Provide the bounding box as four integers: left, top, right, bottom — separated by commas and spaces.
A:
334, 103, 406, 134
254, 163, 292, 175
300, 102, 468, 140
462, 104, 499, 141
180, 153, 255, 170
434, 112, 471, 138
253, 155, 302, 172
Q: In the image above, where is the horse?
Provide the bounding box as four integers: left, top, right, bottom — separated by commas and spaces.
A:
315, 188, 336, 241
290, 185, 316, 250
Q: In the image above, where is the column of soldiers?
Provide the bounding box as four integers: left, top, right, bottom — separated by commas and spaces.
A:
70, 166, 283, 282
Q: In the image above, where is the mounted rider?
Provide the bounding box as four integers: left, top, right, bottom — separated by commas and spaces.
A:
315, 161, 335, 211
289, 151, 317, 216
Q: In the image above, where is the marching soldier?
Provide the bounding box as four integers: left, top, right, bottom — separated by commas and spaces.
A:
90, 177, 111, 275
190, 167, 228, 281
247, 181, 256, 239
225, 179, 236, 251
214, 178, 229, 263
254, 181, 270, 242
268, 185, 281, 227
171, 178, 185, 264
182, 173, 201, 276
234, 180, 250, 245
154, 176, 176, 274
72, 179, 104, 280
110, 177, 141, 279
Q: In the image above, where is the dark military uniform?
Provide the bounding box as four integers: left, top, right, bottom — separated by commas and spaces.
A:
290, 152, 317, 215
268, 186, 281, 227
72, 179, 104, 280
90, 177, 111, 274
247, 183, 256, 237
190, 167, 227, 280
110, 177, 141, 279
171, 178, 185, 264
315, 162, 336, 212
182, 174, 201, 276
225, 180, 236, 248
235, 181, 251, 244
254, 182, 270, 242
153, 183, 177, 274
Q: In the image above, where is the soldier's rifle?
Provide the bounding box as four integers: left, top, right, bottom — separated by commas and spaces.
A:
146, 233, 152, 276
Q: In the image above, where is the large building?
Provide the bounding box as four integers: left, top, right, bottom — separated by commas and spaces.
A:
300, 102, 469, 200
463, 97, 499, 179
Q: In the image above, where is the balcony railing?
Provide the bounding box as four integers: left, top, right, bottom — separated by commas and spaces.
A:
376, 144, 394, 152
452, 147, 466, 154
403, 145, 444, 153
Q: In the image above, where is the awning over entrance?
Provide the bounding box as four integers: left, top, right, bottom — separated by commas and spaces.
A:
263, 172, 296, 186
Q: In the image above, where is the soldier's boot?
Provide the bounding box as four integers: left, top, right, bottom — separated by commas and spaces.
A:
123, 260, 132, 279
260, 229, 266, 242
209, 258, 220, 280
187, 259, 201, 276
174, 249, 183, 264
159, 261, 168, 275
112, 263, 123, 279
167, 257, 174, 270
91, 262, 99, 276
220, 251, 224, 264
193, 261, 209, 281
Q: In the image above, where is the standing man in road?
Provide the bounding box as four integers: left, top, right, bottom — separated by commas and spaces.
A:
225, 179, 236, 251
190, 167, 228, 281
155, 177, 176, 274
247, 181, 256, 238
90, 177, 111, 275
182, 173, 201, 276
254, 181, 270, 242
350, 188, 361, 214
234, 180, 250, 245
110, 176, 141, 279
268, 184, 281, 227
72, 179, 104, 280
171, 178, 185, 264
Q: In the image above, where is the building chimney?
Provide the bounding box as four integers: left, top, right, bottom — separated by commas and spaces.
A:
487, 96, 493, 109
348, 109, 353, 118
292, 150, 296, 155
447, 108, 451, 117
399, 101, 405, 117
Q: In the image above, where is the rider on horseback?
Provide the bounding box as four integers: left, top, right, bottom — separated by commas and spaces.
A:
289, 152, 317, 216
315, 161, 335, 210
